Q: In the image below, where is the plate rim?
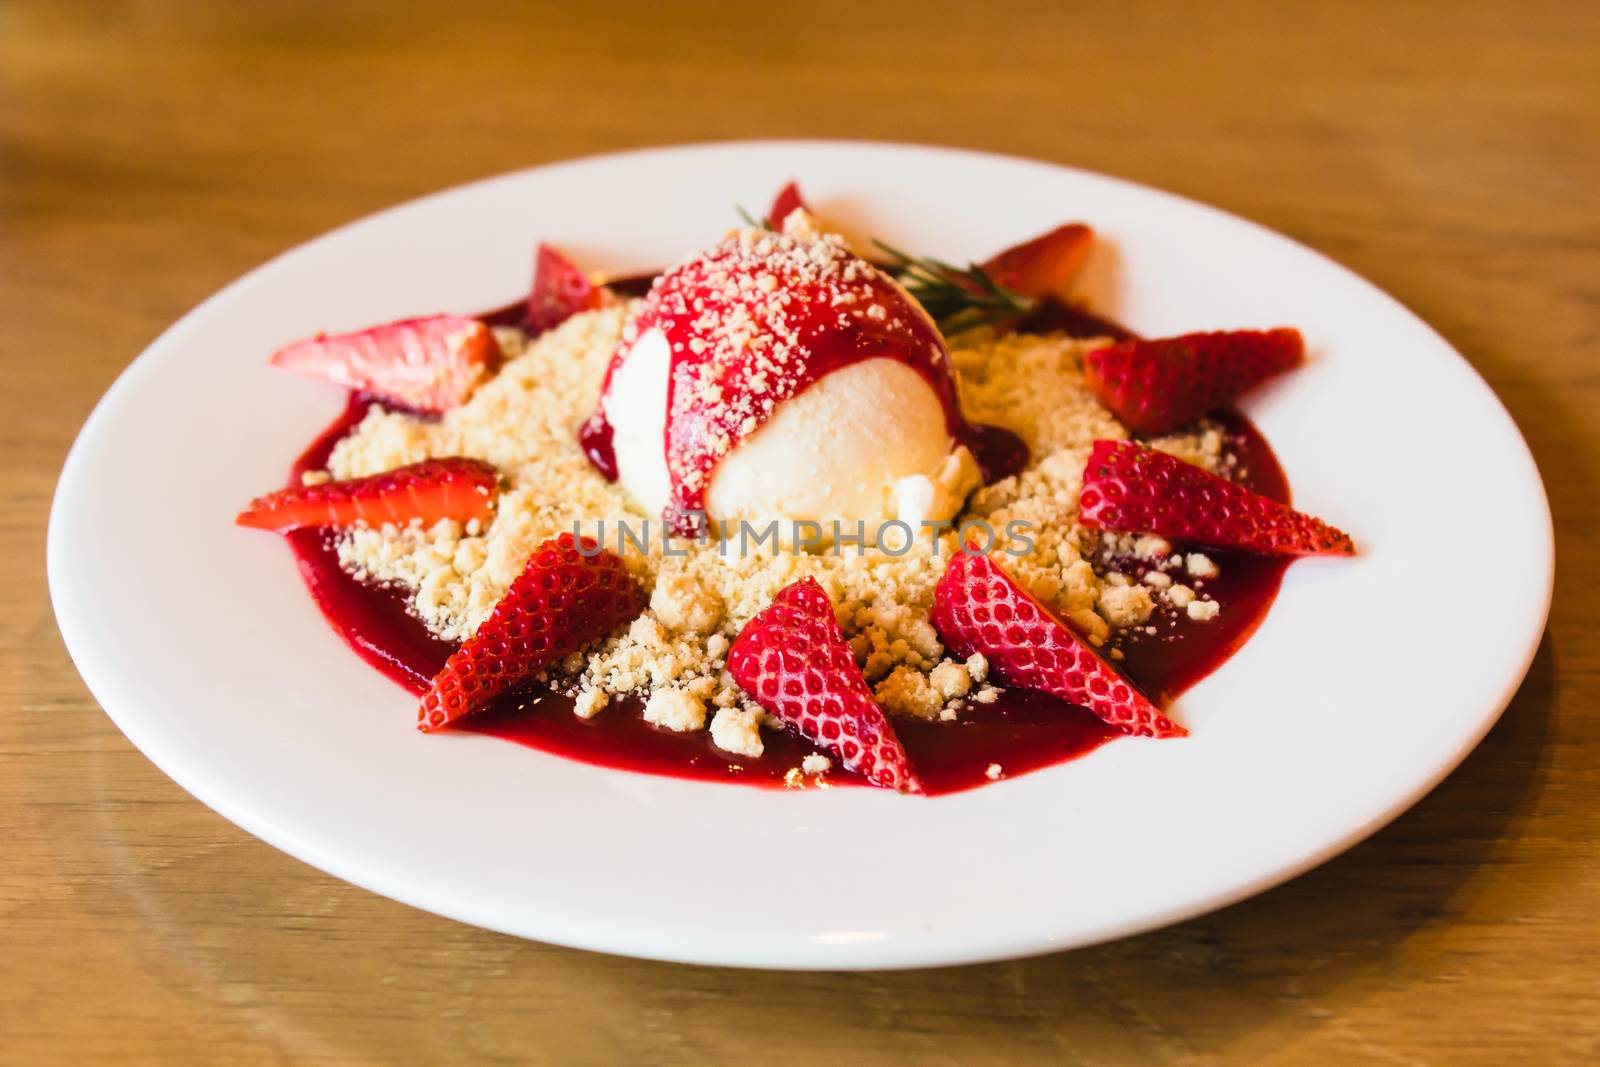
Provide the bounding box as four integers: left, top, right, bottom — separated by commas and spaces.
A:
47, 139, 1555, 969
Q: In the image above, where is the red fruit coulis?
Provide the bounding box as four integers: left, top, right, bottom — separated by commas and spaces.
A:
285, 289, 1290, 796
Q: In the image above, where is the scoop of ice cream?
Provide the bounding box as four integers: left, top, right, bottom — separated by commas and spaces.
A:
704, 357, 982, 540
607, 339, 980, 536
585, 213, 982, 541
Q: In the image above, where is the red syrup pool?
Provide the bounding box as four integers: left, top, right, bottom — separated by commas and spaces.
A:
284, 299, 1291, 795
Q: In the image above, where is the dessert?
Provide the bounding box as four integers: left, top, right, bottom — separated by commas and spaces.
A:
238, 184, 1354, 795
581, 213, 987, 540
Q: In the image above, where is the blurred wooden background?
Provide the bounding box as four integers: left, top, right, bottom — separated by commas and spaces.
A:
3, 1, 1597, 1063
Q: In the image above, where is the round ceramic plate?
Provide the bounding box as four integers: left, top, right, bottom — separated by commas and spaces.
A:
49, 141, 1552, 969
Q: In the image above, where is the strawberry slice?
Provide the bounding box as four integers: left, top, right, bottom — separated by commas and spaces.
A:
236, 457, 498, 533
728, 578, 922, 793
419, 534, 646, 731
980, 223, 1094, 303
930, 549, 1184, 738
526, 243, 612, 334
1084, 329, 1304, 434
766, 180, 809, 229
270, 315, 498, 413
1079, 439, 1355, 556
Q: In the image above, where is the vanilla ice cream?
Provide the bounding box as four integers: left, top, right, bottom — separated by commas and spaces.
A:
605, 326, 674, 518
585, 216, 986, 546
605, 331, 980, 540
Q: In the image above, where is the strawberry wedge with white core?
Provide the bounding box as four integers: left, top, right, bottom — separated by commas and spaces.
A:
1080, 439, 1355, 557
418, 535, 646, 731
270, 315, 499, 413
236, 457, 498, 533
582, 212, 981, 540
931, 548, 1185, 739
728, 577, 922, 792
981, 223, 1094, 304
527, 244, 612, 334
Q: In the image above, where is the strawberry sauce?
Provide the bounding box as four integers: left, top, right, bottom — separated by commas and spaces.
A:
285, 299, 1290, 796
285, 394, 457, 693
459, 686, 1116, 794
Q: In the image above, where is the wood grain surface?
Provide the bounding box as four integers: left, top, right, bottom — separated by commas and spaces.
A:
3, 1, 1596, 1063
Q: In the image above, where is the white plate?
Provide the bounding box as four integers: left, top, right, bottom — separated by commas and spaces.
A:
48, 141, 1553, 970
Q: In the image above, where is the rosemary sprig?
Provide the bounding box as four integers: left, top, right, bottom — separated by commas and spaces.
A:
735, 205, 772, 230
732, 205, 1036, 333
871, 240, 1039, 334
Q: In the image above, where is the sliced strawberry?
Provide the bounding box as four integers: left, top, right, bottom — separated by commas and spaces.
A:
930, 549, 1184, 738
1079, 439, 1355, 557
527, 243, 612, 334
728, 578, 922, 793
419, 534, 646, 731
980, 223, 1094, 303
1084, 329, 1304, 434
270, 315, 498, 413
236, 457, 498, 533
766, 180, 809, 229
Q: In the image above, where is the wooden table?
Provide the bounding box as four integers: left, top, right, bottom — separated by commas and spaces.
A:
5, 1, 1596, 1062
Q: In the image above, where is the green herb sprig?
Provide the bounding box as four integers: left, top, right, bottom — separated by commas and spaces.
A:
871, 240, 1039, 334
735, 205, 772, 230
734, 205, 1036, 333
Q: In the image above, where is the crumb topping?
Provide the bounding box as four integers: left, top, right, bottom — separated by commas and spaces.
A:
709, 704, 764, 758
642, 687, 706, 733
330, 304, 1230, 755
